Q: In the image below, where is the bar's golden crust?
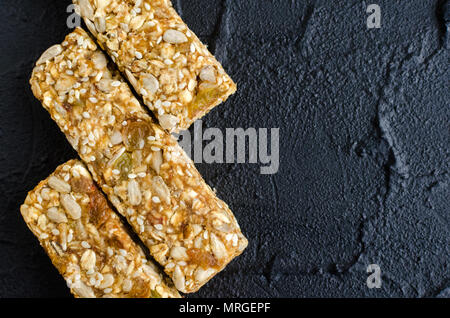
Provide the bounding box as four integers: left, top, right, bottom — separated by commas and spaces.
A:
30, 28, 247, 293
73, 0, 237, 133
20, 160, 180, 298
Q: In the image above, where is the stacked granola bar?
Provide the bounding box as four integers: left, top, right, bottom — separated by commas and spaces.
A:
25, 12, 247, 297
73, 0, 237, 133
21, 160, 180, 298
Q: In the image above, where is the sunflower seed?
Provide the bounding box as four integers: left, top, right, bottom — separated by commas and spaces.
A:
122, 279, 133, 292
170, 246, 188, 260
36, 45, 63, 65
96, 0, 111, 11
80, 249, 96, 271
142, 73, 159, 94
194, 267, 215, 284
199, 65, 216, 83
78, 0, 94, 20
84, 18, 98, 37
95, 16, 106, 33
99, 273, 114, 289
163, 30, 188, 44
110, 130, 123, 145
72, 281, 95, 298
159, 114, 179, 131
47, 207, 68, 223
125, 69, 138, 88
61, 194, 82, 220
173, 266, 185, 291
92, 51, 108, 70
130, 15, 146, 31
128, 179, 142, 206
210, 233, 227, 260
151, 176, 170, 204
48, 176, 71, 193
150, 149, 163, 174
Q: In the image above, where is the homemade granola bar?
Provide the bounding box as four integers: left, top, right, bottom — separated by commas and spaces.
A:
20, 160, 180, 298
73, 0, 237, 133
30, 28, 248, 293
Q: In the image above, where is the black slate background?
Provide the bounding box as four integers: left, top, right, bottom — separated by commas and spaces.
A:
0, 0, 448, 298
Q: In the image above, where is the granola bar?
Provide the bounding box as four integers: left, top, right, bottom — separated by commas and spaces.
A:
20, 160, 180, 298
30, 28, 248, 293
73, 0, 237, 133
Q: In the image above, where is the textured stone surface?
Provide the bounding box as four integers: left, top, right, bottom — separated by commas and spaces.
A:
0, 0, 448, 297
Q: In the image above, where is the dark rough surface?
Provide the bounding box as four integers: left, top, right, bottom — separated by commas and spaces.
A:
0, 0, 448, 298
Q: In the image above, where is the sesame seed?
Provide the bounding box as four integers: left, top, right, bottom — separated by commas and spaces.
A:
152, 196, 161, 203
166, 263, 175, 269
138, 172, 146, 178
140, 88, 148, 96
135, 51, 143, 59
111, 81, 121, 87
112, 169, 120, 175
164, 59, 173, 65
128, 173, 137, 179
104, 288, 112, 294
89, 97, 98, 103
95, 72, 103, 81
154, 224, 163, 231
81, 241, 91, 248
82, 111, 90, 118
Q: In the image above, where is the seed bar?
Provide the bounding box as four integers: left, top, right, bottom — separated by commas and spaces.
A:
73, 0, 237, 133
20, 160, 180, 298
30, 28, 248, 293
